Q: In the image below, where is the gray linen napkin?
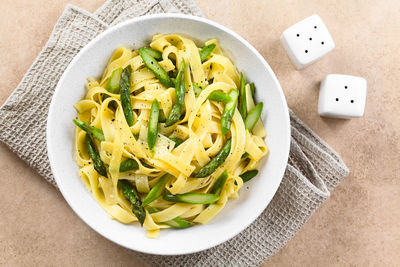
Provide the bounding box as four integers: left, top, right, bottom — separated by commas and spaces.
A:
0, 0, 349, 266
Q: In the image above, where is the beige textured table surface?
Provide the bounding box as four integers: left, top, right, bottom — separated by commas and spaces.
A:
1, 0, 399, 266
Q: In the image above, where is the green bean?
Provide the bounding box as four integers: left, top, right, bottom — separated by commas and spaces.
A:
192, 83, 204, 97
240, 170, 259, 182
106, 67, 122, 93
139, 48, 174, 88
245, 102, 263, 132
169, 137, 185, 148
165, 61, 185, 126
73, 119, 105, 141
142, 173, 170, 206
140, 47, 162, 61
120, 65, 134, 126
210, 170, 228, 196
207, 90, 231, 103
164, 193, 219, 204
193, 138, 232, 178
148, 98, 160, 153
146, 206, 192, 228
118, 180, 146, 226
220, 89, 239, 135
85, 135, 107, 177
238, 72, 247, 119
250, 82, 255, 96
199, 43, 216, 62
119, 159, 139, 172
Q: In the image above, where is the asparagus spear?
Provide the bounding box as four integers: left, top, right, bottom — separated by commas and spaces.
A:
169, 137, 185, 148
162, 217, 192, 228
165, 61, 185, 126
238, 72, 247, 119
245, 102, 263, 132
120, 65, 134, 126
119, 159, 139, 172
140, 47, 162, 61
139, 48, 174, 88
199, 43, 216, 62
106, 67, 122, 93
85, 135, 107, 177
118, 180, 146, 226
240, 170, 259, 182
164, 193, 219, 204
148, 98, 160, 153
220, 89, 239, 135
207, 90, 231, 103
193, 139, 232, 178
210, 170, 229, 196
73, 119, 105, 141
146, 206, 192, 228
142, 173, 170, 206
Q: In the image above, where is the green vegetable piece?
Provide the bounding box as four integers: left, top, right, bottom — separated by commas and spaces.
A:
85, 135, 107, 177
146, 206, 192, 228
165, 104, 182, 127
141, 47, 162, 61
220, 89, 239, 135
148, 98, 160, 153
120, 65, 134, 126
199, 43, 216, 62
210, 170, 229, 196
245, 102, 263, 132
142, 173, 170, 206
241, 152, 250, 159
119, 159, 139, 172
158, 109, 167, 123
238, 73, 247, 119
165, 61, 185, 126
207, 90, 231, 103
145, 206, 159, 213
164, 193, 219, 204
193, 139, 232, 178
106, 67, 122, 93
163, 217, 192, 229
140, 160, 153, 169
240, 170, 259, 182
139, 48, 174, 88
193, 83, 204, 97
73, 119, 105, 141
118, 180, 146, 226
169, 137, 185, 148
250, 82, 255, 96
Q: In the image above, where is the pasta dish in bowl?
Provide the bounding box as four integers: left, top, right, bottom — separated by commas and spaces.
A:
47, 14, 290, 255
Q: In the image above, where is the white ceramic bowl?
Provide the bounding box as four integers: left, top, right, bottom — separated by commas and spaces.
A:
47, 13, 290, 255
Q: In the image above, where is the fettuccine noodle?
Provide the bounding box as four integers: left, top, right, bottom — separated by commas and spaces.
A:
73, 34, 268, 238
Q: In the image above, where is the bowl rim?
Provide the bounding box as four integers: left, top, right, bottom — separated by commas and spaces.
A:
47, 13, 290, 255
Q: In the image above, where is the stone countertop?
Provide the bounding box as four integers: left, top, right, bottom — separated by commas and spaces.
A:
0, 0, 399, 265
